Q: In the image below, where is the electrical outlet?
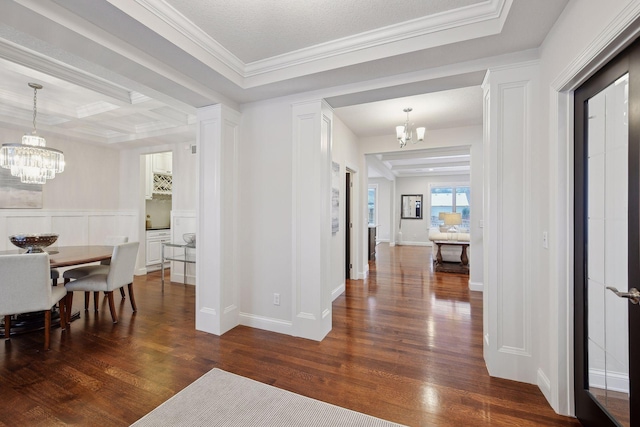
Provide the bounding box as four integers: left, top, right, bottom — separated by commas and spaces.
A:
273, 293, 280, 306
542, 231, 548, 249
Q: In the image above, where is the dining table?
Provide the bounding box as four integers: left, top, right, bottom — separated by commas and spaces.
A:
0, 245, 114, 336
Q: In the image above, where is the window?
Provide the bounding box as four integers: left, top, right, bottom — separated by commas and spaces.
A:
430, 185, 470, 230
368, 185, 377, 225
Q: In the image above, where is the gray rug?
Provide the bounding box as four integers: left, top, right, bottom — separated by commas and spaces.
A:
131, 368, 404, 426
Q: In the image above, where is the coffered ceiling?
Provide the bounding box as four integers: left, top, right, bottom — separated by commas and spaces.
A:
0, 0, 568, 151
368, 146, 472, 179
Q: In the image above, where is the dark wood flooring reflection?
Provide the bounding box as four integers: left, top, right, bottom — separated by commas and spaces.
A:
0, 244, 581, 426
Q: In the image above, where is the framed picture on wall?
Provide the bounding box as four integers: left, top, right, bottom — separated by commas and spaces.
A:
0, 168, 43, 208
331, 161, 339, 233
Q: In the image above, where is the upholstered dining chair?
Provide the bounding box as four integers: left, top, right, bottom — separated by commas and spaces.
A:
63, 236, 129, 310
64, 241, 139, 324
0, 253, 67, 350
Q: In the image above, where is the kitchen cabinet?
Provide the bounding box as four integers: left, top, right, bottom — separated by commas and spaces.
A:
146, 229, 171, 271
145, 152, 172, 199
152, 152, 172, 175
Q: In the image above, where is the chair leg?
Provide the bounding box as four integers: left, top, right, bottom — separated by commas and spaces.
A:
4, 315, 10, 339
84, 292, 90, 310
127, 283, 137, 312
44, 310, 51, 350
120, 287, 126, 300
66, 292, 74, 323
106, 291, 118, 323
94, 292, 99, 312
59, 297, 67, 331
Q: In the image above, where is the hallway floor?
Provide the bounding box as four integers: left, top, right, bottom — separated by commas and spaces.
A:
0, 243, 580, 426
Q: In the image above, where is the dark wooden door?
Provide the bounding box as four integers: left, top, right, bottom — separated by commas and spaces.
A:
574, 38, 640, 427
345, 172, 351, 279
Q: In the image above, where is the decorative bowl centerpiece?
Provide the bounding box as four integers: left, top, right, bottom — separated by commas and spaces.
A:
9, 233, 59, 253
183, 233, 196, 247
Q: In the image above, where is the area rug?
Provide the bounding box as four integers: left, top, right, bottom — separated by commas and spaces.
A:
131, 368, 404, 426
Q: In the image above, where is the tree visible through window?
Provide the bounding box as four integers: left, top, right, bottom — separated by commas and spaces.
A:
431, 186, 470, 229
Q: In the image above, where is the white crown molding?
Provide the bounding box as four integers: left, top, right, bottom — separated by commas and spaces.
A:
0, 38, 132, 104
125, 0, 511, 87
133, 0, 245, 77
245, 0, 512, 78
551, 0, 640, 91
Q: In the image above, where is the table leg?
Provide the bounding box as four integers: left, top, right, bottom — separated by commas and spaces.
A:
461, 245, 469, 266
436, 243, 443, 265
161, 244, 165, 292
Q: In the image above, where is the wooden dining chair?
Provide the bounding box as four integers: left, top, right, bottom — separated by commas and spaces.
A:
0, 253, 67, 350
63, 236, 129, 311
64, 242, 139, 324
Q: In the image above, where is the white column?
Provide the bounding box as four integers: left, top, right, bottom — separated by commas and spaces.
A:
291, 100, 332, 341
482, 61, 540, 383
195, 104, 240, 335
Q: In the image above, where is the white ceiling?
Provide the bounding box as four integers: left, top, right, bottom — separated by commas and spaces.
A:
0, 0, 568, 159
368, 146, 473, 179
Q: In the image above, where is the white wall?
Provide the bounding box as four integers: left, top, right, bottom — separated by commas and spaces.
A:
395, 175, 471, 246
237, 98, 295, 332
0, 127, 120, 210
234, 97, 362, 338
331, 115, 361, 297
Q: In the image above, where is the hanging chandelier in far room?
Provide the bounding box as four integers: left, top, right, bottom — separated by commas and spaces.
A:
396, 107, 425, 148
0, 83, 65, 184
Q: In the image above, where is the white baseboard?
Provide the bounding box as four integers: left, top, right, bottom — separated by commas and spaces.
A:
357, 263, 369, 279
396, 241, 430, 246
239, 312, 293, 335
469, 281, 483, 292
589, 368, 629, 393
537, 368, 553, 406
332, 282, 345, 301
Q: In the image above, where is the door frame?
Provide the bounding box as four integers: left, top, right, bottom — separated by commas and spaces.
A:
574, 37, 640, 426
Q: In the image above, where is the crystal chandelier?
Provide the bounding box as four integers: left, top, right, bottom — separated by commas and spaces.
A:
0, 83, 65, 184
396, 107, 426, 148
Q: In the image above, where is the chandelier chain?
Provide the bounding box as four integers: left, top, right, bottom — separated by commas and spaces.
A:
32, 85, 38, 133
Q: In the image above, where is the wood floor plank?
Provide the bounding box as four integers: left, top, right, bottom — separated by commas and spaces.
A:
0, 243, 580, 426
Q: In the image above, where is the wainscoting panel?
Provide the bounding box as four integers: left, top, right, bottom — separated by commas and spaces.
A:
0, 210, 139, 251
5, 215, 51, 243
52, 215, 89, 246
483, 61, 539, 385
87, 215, 118, 244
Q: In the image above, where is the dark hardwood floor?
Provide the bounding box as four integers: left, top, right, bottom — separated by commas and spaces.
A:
0, 243, 581, 426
